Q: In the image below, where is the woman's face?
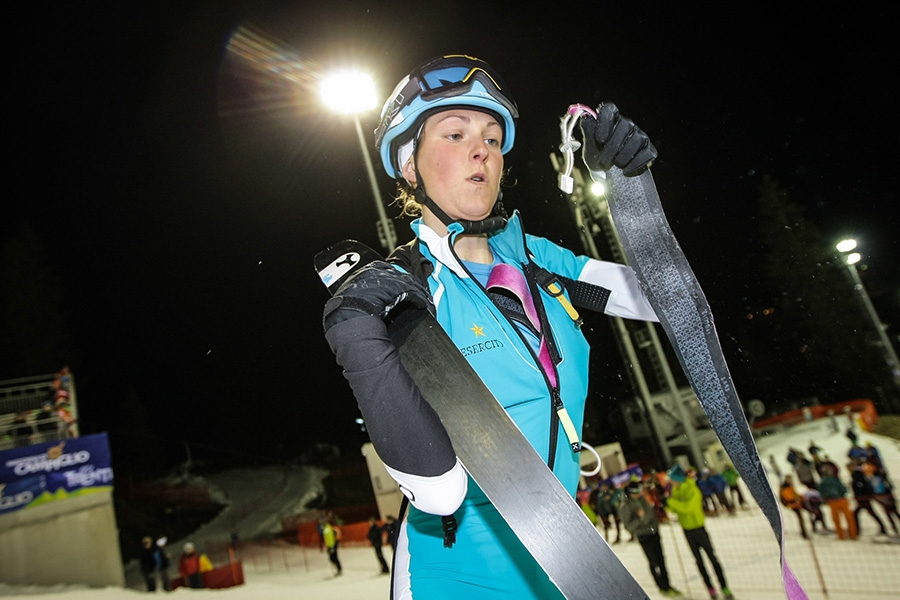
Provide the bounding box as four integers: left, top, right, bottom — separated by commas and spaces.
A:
402, 108, 504, 226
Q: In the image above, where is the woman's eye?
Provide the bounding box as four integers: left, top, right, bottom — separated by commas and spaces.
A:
486, 138, 500, 147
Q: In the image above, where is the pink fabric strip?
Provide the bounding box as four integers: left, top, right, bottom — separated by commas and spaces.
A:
784, 562, 808, 599
487, 264, 557, 388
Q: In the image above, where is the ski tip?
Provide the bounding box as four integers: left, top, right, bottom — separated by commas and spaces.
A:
315, 248, 362, 290
314, 240, 382, 295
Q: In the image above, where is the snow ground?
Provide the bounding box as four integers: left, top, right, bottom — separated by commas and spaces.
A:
2, 418, 899, 600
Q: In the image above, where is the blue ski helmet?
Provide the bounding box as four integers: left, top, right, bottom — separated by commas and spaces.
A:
374, 54, 519, 179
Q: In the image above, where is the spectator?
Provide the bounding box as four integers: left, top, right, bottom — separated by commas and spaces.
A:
618, 480, 682, 597
808, 440, 822, 458
801, 488, 830, 534
818, 464, 857, 540
367, 517, 390, 574
54, 395, 76, 438
779, 475, 810, 540
721, 464, 748, 510
33, 401, 59, 440
6, 411, 34, 448
850, 460, 889, 537
592, 482, 624, 543
813, 453, 839, 479
864, 442, 886, 474
848, 443, 867, 462
648, 470, 672, 523
843, 406, 856, 431
873, 487, 900, 536
827, 410, 839, 433
786, 448, 800, 469
793, 451, 818, 491
156, 537, 172, 592
383, 515, 398, 553
178, 542, 203, 588
768, 454, 783, 482
139, 536, 159, 591
665, 465, 732, 599
708, 469, 734, 515
320, 518, 342, 576
862, 449, 899, 535
577, 485, 599, 525
697, 470, 718, 516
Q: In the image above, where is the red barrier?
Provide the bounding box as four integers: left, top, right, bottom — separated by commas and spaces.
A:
297, 521, 321, 547
171, 562, 244, 590
752, 399, 878, 431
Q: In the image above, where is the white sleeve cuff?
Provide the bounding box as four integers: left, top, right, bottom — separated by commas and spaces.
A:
579, 260, 658, 322
384, 459, 468, 515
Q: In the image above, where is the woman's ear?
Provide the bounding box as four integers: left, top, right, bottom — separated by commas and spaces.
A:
401, 159, 417, 186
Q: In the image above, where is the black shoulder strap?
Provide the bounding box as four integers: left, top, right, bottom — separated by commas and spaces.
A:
523, 243, 611, 325
387, 239, 433, 285
529, 265, 611, 315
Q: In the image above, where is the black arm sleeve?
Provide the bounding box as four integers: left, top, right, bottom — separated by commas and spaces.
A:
325, 314, 457, 477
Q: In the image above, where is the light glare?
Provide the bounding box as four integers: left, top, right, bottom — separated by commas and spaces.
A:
320, 71, 377, 114
836, 239, 857, 253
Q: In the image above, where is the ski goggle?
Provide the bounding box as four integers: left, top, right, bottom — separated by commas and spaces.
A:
374, 55, 519, 150
412, 57, 517, 112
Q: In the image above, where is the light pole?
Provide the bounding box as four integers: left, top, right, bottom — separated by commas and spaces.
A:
320, 70, 397, 254
549, 153, 711, 470
836, 239, 900, 402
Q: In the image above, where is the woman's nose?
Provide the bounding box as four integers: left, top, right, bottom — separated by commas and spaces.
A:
471, 139, 489, 162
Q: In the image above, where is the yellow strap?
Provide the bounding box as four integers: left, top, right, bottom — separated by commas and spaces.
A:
556, 405, 582, 452
546, 282, 582, 326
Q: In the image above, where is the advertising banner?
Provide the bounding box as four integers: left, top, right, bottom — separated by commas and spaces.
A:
0, 433, 113, 516
597, 463, 644, 488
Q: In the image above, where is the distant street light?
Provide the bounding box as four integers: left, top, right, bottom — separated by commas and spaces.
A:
835, 238, 900, 402
320, 70, 397, 254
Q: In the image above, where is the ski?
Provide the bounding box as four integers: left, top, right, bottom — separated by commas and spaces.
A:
315, 240, 649, 600
601, 167, 806, 599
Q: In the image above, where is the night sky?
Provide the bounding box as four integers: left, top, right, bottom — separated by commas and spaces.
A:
6, 3, 898, 469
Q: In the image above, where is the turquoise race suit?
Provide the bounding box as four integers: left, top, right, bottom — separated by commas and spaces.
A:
325, 211, 656, 599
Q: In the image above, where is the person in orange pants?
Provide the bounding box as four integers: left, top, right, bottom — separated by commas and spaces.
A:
818, 465, 857, 540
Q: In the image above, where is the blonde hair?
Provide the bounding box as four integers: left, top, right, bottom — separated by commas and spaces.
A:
392, 182, 422, 219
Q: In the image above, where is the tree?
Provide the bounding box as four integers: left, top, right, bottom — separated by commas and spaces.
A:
752, 176, 893, 409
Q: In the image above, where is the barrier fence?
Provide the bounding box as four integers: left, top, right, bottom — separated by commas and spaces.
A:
180, 497, 899, 599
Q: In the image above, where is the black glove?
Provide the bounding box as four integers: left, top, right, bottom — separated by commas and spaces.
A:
323, 260, 434, 330
580, 103, 657, 177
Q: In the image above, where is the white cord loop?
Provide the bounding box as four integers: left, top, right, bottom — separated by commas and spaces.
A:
557, 104, 597, 193
579, 442, 602, 477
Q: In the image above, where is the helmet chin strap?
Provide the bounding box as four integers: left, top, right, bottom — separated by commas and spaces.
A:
411, 154, 508, 236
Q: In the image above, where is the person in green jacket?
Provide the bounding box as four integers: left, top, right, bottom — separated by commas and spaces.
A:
320, 518, 342, 576
666, 465, 732, 600
721, 463, 749, 509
